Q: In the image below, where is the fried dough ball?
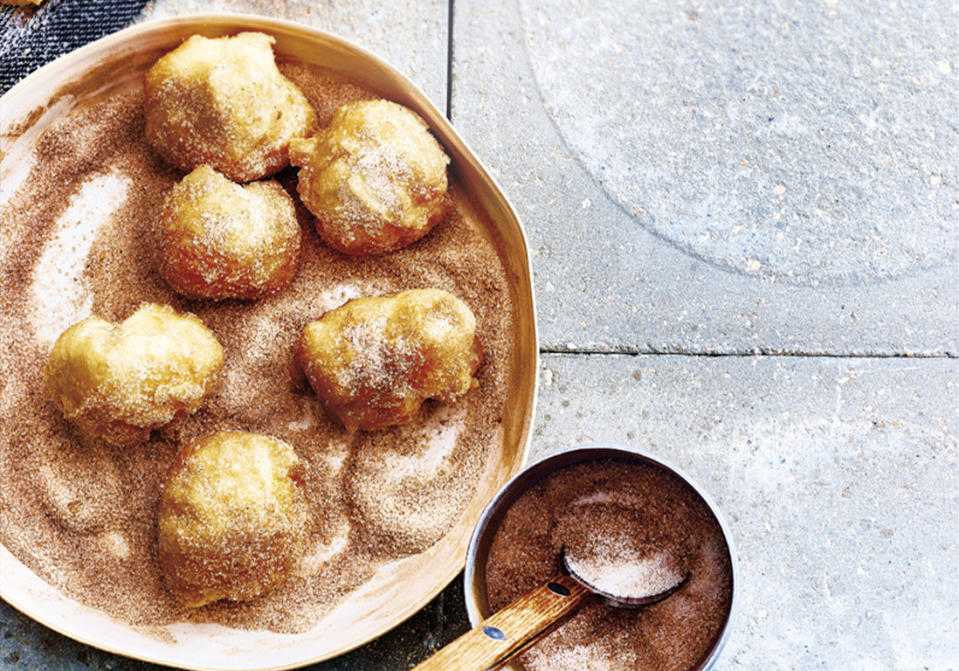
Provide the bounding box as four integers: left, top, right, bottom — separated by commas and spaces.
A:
45, 303, 224, 446
296, 289, 482, 431
157, 165, 301, 300
145, 32, 318, 182
158, 431, 309, 608
289, 100, 451, 255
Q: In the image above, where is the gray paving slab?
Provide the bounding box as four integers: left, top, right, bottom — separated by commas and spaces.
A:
140, 0, 449, 108
451, 1, 959, 355
533, 353, 958, 669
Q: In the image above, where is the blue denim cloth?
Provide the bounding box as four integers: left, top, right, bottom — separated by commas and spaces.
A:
0, 0, 148, 93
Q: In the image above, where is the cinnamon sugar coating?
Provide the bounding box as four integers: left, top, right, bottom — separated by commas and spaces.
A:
1, 62, 515, 635
157, 165, 301, 300
289, 100, 450, 255
45, 303, 224, 446
158, 431, 309, 608
145, 32, 318, 182
296, 289, 482, 431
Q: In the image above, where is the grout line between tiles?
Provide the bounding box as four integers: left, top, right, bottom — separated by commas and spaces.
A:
539, 348, 957, 359
445, 0, 454, 120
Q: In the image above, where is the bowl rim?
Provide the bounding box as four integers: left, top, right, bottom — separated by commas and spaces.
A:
0, 12, 538, 670
463, 443, 739, 671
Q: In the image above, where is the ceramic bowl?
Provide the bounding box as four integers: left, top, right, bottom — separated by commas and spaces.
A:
0, 14, 537, 670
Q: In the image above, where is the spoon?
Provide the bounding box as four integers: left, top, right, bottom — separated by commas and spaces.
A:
411, 547, 688, 671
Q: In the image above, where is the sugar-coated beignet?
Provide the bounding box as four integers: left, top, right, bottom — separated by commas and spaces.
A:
158, 165, 301, 300
296, 289, 482, 431
289, 100, 450, 255
45, 303, 224, 446
158, 431, 309, 608
145, 32, 318, 182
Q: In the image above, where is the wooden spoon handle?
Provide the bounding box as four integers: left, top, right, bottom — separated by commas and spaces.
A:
411, 574, 591, 671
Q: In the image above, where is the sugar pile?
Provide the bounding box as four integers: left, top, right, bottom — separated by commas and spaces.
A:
0, 61, 514, 633
561, 499, 689, 600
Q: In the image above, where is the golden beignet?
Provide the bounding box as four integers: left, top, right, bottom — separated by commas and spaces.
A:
158, 431, 309, 608
158, 165, 301, 300
145, 32, 318, 182
296, 289, 482, 431
289, 100, 450, 255
45, 303, 224, 446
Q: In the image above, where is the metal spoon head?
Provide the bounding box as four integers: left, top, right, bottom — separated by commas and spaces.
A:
562, 549, 689, 609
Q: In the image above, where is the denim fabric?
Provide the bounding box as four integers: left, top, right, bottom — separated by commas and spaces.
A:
1, 0, 148, 93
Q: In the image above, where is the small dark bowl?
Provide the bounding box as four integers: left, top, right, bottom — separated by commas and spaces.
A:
463, 444, 738, 671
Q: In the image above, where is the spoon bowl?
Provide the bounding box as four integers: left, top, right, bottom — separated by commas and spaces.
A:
562, 550, 690, 608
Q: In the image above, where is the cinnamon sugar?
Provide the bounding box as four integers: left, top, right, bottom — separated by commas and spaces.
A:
0, 63, 513, 633
561, 501, 690, 600
486, 461, 732, 671
340, 316, 414, 392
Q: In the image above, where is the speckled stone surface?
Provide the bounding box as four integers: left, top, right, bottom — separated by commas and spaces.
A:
2, 0, 957, 669
532, 354, 958, 669
451, 0, 958, 355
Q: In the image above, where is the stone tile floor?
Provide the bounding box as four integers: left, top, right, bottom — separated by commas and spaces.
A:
1, 0, 956, 669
